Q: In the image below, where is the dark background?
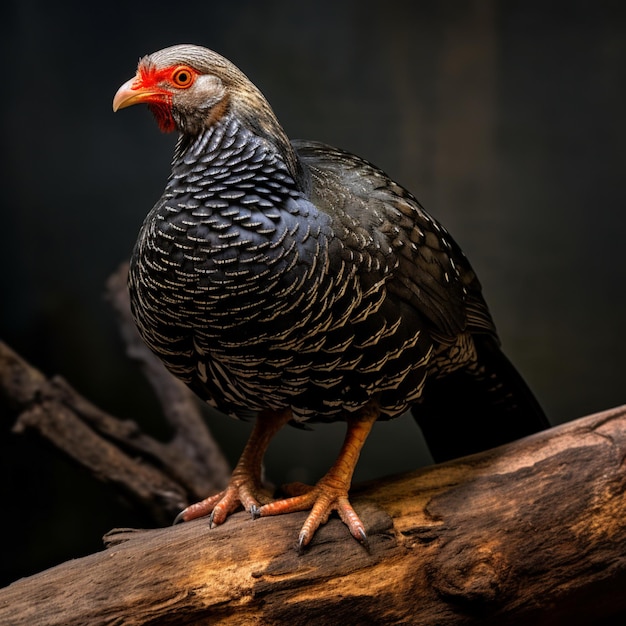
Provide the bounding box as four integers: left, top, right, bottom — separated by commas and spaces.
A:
2, 0, 625, 587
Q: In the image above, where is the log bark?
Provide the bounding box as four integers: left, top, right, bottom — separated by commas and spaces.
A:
1, 405, 625, 626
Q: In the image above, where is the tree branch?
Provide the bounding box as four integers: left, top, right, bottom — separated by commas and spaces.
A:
1, 270, 231, 526
1, 406, 625, 625
105, 262, 231, 495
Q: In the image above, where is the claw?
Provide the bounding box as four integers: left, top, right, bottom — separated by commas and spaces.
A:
297, 530, 309, 555
358, 527, 370, 551
173, 510, 187, 526
249, 504, 261, 520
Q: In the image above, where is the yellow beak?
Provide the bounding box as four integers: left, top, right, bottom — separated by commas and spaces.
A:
112, 76, 163, 112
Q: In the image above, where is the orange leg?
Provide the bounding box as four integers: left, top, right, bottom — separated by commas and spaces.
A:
259, 403, 378, 549
174, 409, 292, 526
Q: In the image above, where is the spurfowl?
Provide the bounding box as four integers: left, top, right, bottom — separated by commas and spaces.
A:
113, 44, 549, 548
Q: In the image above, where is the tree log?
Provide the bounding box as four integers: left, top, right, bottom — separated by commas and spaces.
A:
1, 405, 625, 625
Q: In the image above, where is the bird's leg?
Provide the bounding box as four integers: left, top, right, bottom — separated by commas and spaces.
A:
258, 403, 378, 549
174, 408, 292, 526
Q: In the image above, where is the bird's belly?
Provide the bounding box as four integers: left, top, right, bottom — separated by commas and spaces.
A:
185, 293, 436, 423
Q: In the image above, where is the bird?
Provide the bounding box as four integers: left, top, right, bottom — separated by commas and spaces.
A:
113, 44, 549, 549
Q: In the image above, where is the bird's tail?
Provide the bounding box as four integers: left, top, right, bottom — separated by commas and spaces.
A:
411, 335, 550, 463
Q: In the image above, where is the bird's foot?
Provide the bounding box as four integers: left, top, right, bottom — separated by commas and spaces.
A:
174, 476, 273, 527
258, 479, 368, 550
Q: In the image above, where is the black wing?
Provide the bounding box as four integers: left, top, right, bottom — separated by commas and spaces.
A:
295, 140, 549, 459
294, 140, 496, 344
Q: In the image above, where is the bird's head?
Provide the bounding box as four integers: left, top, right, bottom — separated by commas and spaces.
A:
113, 45, 285, 139
114, 44, 303, 182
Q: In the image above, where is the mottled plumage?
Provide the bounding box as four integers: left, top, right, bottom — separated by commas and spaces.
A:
114, 44, 549, 547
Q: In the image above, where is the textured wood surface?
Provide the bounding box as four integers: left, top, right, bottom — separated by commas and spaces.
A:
2, 405, 625, 625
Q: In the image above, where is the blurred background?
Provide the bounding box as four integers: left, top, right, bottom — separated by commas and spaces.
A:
1, 0, 625, 586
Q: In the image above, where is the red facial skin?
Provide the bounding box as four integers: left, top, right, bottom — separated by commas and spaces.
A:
117, 63, 198, 133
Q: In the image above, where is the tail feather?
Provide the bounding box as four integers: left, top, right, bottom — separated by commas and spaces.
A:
412, 335, 549, 463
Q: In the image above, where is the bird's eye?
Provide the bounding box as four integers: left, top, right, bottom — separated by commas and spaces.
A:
171, 66, 195, 88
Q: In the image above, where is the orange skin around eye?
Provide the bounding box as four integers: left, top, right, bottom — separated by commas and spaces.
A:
170, 66, 196, 88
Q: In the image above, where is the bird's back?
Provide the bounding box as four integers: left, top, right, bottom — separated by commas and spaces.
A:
294, 139, 498, 365
294, 140, 549, 455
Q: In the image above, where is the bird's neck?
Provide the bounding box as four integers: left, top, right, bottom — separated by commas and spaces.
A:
139, 110, 331, 332
172, 111, 308, 192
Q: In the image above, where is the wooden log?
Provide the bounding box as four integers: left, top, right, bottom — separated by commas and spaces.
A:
1, 405, 625, 625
